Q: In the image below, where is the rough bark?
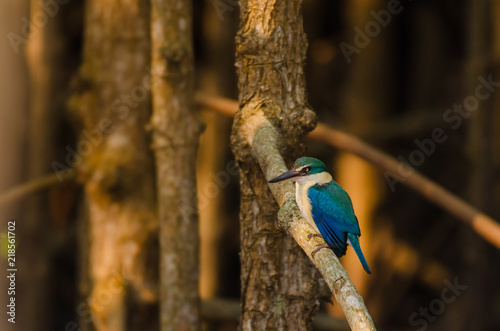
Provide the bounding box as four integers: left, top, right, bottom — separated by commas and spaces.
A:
150, 0, 202, 330
232, 115, 377, 330
231, 1, 325, 330
71, 1, 158, 330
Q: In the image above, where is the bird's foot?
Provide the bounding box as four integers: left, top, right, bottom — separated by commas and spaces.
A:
307, 233, 322, 240
311, 244, 330, 258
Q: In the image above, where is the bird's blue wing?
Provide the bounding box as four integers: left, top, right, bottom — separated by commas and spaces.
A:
308, 181, 361, 257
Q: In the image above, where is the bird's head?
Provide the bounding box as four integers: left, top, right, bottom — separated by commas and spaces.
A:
268, 157, 328, 184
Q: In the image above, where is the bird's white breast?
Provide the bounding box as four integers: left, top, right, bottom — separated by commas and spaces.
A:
295, 172, 332, 234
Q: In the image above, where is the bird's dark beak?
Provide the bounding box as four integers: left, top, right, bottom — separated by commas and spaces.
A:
268, 169, 302, 183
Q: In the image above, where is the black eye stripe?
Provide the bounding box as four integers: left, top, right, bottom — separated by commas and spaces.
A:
302, 166, 311, 173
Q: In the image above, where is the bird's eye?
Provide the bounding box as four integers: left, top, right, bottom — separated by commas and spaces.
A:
303, 167, 311, 173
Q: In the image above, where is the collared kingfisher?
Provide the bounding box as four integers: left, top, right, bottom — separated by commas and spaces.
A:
269, 157, 371, 274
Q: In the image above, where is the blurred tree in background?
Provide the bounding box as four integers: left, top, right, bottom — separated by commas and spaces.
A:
0, 0, 499, 330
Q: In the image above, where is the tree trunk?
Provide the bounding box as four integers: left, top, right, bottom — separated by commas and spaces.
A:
198, 0, 238, 303
71, 1, 158, 330
231, 1, 321, 329
150, 0, 203, 330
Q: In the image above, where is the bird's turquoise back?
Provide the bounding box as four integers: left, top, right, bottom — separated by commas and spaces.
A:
308, 180, 371, 273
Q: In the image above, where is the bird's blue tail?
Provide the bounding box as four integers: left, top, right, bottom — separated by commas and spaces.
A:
347, 233, 371, 274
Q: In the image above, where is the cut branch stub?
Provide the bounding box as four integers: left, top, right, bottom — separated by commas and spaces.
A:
234, 0, 317, 158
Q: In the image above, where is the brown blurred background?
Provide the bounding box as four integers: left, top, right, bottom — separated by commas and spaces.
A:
1, 0, 499, 330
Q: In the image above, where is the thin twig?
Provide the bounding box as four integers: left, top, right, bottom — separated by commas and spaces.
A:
0, 170, 76, 207
196, 92, 500, 250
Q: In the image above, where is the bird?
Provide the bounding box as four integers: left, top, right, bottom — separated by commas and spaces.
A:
269, 157, 371, 274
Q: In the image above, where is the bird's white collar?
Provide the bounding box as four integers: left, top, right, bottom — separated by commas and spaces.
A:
295, 172, 332, 185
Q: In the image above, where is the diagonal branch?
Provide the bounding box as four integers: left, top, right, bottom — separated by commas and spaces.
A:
196, 92, 500, 250
150, 0, 202, 329
4, 93, 499, 251
310, 124, 500, 250
0, 170, 76, 207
